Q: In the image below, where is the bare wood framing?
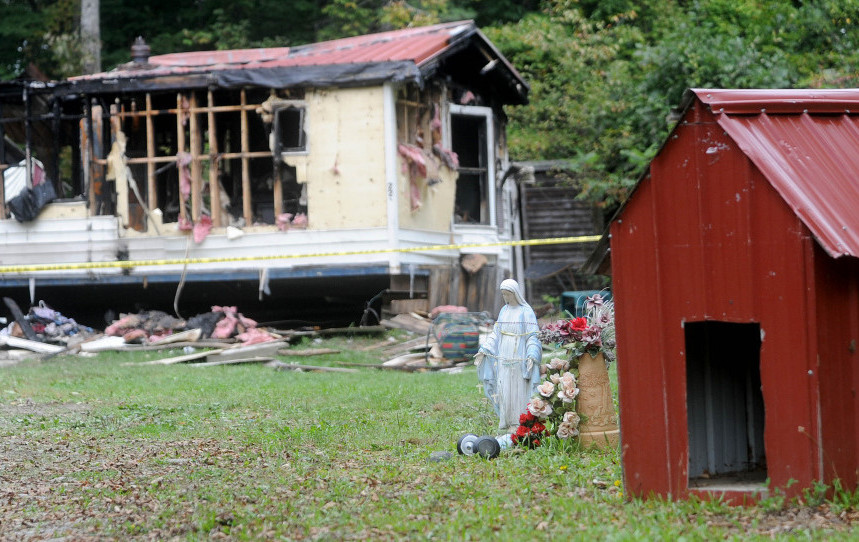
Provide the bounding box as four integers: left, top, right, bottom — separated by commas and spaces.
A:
113, 103, 256, 119
189, 92, 201, 220
92, 151, 271, 167
240, 89, 252, 225
273, 163, 283, 219
146, 93, 156, 210
176, 93, 187, 223
207, 90, 221, 226
86, 103, 96, 215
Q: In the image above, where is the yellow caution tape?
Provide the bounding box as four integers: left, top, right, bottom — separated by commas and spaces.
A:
0, 235, 601, 274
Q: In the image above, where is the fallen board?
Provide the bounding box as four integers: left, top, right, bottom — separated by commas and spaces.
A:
380, 314, 432, 334
148, 328, 203, 345
277, 348, 341, 356
269, 360, 358, 373
381, 352, 426, 366
0, 335, 65, 354
206, 340, 286, 363
133, 349, 225, 366
190, 356, 274, 367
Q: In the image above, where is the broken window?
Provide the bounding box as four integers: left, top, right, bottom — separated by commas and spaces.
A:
450, 104, 495, 225
273, 102, 307, 154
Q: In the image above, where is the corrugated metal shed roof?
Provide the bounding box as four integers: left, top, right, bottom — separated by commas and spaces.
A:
691, 89, 859, 259
72, 20, 512, 81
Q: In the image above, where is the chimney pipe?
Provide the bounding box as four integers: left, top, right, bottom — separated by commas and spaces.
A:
131, 36, 151, 65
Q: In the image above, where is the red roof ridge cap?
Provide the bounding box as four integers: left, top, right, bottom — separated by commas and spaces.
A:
692, 88, 859, 115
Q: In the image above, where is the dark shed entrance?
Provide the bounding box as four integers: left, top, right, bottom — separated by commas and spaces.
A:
602, 89, 859, 503
685, 321, 766, 487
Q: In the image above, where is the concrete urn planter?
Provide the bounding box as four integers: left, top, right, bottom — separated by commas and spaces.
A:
576, 352, 620, 448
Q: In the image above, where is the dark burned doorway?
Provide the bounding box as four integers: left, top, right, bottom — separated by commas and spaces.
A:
685, 321, 766, 486
450, 107, 494, 225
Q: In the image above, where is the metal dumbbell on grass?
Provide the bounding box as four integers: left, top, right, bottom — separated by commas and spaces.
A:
456, 433, 512, 459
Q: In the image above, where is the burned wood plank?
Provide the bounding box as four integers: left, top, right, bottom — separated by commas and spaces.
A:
2, 297, 37, 341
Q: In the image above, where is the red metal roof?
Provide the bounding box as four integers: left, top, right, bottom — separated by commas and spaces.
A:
73, 21, 475, 80
692, 88, 859, 258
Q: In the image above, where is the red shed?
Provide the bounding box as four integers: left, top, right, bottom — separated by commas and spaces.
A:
608, 89, 859, 502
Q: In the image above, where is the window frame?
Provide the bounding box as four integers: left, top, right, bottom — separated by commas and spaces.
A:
448, 103, 496, 227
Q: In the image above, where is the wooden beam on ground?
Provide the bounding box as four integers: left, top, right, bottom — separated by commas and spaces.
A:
191, 356, 274, 368
206, 340, 287, 363
382, 352, 426, 366
269, 360, 358, 373
277, 348, 341, 357
358, 338, 398, 351
118, 340, 234, 352
282, 325, 387, 338
334, 361, 458, 372
133, 349, 225, 366
0, 335, 65, 354
148, 329, 202, 345
380, 314, 432, 334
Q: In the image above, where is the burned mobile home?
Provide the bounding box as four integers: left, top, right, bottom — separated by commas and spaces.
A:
0, 21, 529, 325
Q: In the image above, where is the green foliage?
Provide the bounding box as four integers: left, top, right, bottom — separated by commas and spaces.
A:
3, 0, 859, 209
489, 0, 859, 207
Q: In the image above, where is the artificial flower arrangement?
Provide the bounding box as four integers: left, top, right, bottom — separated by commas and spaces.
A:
510, 410, 547, 448
511, 292, 615, 447
538, 292, 616, 365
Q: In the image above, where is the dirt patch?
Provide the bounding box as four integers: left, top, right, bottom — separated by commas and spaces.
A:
0, 429, 242, 540
0, 400, 92, 431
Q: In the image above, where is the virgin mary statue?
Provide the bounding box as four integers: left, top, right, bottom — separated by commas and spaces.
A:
474, 279, 542, 432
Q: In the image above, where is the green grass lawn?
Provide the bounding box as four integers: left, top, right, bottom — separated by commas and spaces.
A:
1, 334, 857, 540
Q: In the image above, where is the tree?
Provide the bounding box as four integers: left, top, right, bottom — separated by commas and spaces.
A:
81, 0, 100, 73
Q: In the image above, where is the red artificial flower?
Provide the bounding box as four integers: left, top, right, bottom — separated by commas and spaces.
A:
534, 439, 541, 447
571, 317, 588, 332
520, 411, 536, 425
516, 425, 530, 437
511, 434, 519, 444
531, 422, 546, 434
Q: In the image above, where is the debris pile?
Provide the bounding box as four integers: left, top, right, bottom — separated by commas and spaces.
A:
0, 300, 492, 374
1, 299, 96, 345
367, 306, 490, 372
104, 306, 279, 345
